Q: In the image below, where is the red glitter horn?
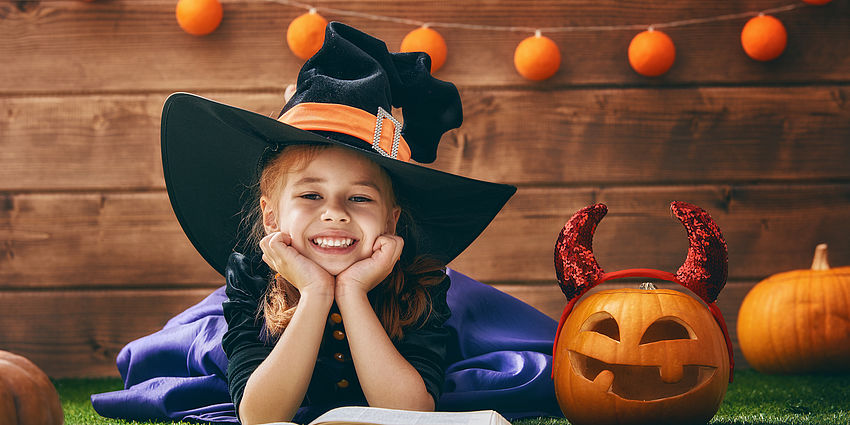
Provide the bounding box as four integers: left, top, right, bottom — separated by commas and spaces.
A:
552, 201, 734, 381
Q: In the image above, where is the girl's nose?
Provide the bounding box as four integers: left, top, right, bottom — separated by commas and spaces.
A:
321, 201, 350, 223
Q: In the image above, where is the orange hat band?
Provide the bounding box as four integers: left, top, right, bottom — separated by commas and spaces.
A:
278, 102, 412, 162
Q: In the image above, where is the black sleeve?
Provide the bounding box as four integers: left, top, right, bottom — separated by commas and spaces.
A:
221, 252, 273, 419
395, 273, 452, 403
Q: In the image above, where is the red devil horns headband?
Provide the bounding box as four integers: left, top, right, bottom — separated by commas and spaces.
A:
552, 201, 734, 381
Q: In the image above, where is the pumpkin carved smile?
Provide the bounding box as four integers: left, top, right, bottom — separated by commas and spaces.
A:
568, 351, 717, 401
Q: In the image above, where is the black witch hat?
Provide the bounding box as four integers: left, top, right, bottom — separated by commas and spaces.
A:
161, 22, 516, 275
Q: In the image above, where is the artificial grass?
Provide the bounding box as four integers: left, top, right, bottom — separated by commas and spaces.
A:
56, 370, 849, 424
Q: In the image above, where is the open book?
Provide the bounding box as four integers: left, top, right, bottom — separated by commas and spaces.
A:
263, 406, 511, 425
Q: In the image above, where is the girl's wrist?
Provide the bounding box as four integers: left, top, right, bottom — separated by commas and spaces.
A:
334, 284, 369, 307
299, 284, 335, 307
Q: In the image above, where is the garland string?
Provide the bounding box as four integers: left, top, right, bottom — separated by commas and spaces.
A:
267, 0, 807, 33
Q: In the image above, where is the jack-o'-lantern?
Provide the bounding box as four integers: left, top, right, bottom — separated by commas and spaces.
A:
551, 202, 733, 425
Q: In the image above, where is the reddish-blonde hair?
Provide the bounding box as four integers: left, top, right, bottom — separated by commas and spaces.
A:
244, 144, 444, 341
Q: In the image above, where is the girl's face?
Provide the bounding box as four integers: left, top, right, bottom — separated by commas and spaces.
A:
261, 147, 401, 276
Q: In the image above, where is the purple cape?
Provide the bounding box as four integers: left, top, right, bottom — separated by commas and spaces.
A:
91, 269, 563, 422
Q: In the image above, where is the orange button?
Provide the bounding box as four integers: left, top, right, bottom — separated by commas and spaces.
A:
330, 313, 342, 324
334, 352, 345, 362
336, 379, 349, 389
333, 330, 345, 340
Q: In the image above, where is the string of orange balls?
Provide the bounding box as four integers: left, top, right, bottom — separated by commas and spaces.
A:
166, 0, 836, 80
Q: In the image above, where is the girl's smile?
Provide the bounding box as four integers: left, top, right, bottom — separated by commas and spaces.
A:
262, 146, 400, 275
308, 230, 359, 253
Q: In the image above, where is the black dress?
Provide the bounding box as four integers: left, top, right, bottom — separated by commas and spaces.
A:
221, 252, 451, 422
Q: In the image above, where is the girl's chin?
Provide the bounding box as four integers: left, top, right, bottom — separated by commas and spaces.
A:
313, 256, 365, 276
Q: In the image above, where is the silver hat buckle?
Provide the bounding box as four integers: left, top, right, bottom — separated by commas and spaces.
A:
372, 107, 402, 159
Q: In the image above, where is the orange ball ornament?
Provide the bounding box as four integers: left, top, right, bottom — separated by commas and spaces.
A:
514, 32, 561, 81
628, 29, 676, 77
176, 0, 223, 36
400, 26, 448, 73
287, 10, 328, 60
741, 15, 787, 62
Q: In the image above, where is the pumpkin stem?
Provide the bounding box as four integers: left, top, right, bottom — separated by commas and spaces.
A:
639, 282, 657, 290
811, 243, 830, 271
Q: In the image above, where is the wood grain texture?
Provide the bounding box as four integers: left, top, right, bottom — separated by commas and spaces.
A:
2, 85, 848, 191
454, 183, 850, 282
0, 0, 847, 94
441, 86, 850, 184
0, 281, 754, 378
2, 184, 848, 288
0, 288, 215, 378
0, 192, 222, 287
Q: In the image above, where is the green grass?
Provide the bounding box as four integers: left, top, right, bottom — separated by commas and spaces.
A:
54, 378, 192, 425
58, 370, 849, 424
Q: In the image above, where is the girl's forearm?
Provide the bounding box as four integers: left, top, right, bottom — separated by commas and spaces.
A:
336, 291, 435, 411
239, 291, 333, 425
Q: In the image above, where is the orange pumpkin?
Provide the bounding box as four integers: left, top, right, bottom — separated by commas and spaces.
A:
737, 244, 850, 373
0, 350, 64, 425
552, 202, 732, 425
554, 284, 730, 425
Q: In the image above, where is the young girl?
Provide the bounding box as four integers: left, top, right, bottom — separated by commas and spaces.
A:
227, 144, 452, 424
157, 22, 516, 424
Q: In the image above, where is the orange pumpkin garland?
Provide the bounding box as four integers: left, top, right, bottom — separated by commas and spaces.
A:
400, 26, 448, 73
741, 14, 787, 62
287, 10, 329, 60
514, 32, 561, 81
628, 29, 676, 77
175, 0, 223, 36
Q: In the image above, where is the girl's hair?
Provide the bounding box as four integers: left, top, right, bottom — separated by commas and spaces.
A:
241, 143, 445, 342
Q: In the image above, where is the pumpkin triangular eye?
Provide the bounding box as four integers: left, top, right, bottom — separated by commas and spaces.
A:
580, 311, 620, 341
639, 317, 695, 344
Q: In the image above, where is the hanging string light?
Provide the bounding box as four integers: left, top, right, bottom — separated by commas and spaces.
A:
286, 8, 328, 60
400, 25, 448, 73
134, 1, 837, 79
628, 28, 676, 77
513, 30, 561, 81
741, 14, 788, 61
175, 0, 223, 36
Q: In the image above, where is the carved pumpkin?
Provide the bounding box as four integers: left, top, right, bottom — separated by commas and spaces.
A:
552, 202, 733, 425
737, 243, 850, 373
0, 350, 64, 425
553, 284, 730, 425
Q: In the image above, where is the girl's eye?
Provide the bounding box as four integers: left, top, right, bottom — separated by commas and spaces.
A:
349, 196, 372, 203
300, 193, 321, 200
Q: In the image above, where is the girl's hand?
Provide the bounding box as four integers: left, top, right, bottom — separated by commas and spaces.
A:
336, 235, 404, 299
260, 232, 334, 298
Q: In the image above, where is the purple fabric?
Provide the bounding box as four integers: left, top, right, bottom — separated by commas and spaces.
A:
91, 269, 563, 422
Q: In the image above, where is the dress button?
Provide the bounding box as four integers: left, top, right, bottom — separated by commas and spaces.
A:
336, 379, 349, 389
334, 352, 345, 362
333, 330, 345, 340
330, 313, 342, 324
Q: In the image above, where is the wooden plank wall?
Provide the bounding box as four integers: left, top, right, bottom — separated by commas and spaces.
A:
1, 0, 848, 378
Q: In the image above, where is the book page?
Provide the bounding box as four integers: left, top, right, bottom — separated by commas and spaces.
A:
308, 406, 509, 425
